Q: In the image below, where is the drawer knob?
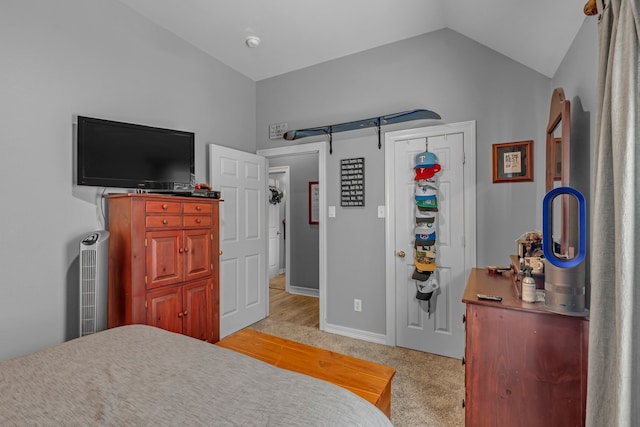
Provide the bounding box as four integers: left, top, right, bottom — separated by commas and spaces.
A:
196, 206, 202, 211
162, 219, 168, 225
162, 204, 168, 210
178, 312, 183, 318
184, 247, 189, 253
183, 310, 188, 317
179, 248, 184, 254
196, 218, 202, 224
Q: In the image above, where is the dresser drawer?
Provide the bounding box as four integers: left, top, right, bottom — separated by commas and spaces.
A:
183, 203, 212, 215
183, 215, 212, 227
146, 215, 182, 228
146, 200, 181, 214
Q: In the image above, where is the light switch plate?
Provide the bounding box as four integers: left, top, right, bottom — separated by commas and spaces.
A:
377, 206, 385, 218
328, 206, 336, 217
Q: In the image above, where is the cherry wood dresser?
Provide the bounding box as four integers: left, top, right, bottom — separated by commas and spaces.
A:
462, 268, 588, 427
106, 194, 220, 343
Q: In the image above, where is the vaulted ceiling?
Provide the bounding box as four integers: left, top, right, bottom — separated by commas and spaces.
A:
118, 0, 588, 81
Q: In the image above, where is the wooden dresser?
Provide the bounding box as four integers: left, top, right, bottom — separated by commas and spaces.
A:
106, 194, 220, 343
462, 268, 588, 427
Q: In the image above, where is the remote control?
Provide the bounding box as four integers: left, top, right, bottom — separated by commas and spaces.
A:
477, 294, 502, 301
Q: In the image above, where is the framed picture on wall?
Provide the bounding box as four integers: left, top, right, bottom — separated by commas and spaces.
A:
492, 140, 534, 183
309, 181, 319, 224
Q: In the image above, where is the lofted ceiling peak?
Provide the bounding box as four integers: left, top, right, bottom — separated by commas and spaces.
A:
118, 0, 587, 81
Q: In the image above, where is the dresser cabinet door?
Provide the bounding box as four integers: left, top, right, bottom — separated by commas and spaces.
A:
146, 286, 183, 335
146, 230, 183, 289
183, 229, 212, 282
182, 279, 213, 342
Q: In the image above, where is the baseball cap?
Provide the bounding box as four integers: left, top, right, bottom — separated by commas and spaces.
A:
416, 178, 438, 187
415, 244, 436, 262
415, 242, 436, 258
415, 164, 442, 180
416, 276, 439, 300
415, 151, 439, 168
415, 194, 437, 203
412, 268, 431, 281
415, 217, 437, 232
415, 184, 438, 197
415, 259, 436, 272
416, 208, 437, 219
416, 197, 438, 210
415, 231, 436, 246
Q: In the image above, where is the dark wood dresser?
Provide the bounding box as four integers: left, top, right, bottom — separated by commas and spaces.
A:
106, 194, 220, 343
462, 268, 588, 427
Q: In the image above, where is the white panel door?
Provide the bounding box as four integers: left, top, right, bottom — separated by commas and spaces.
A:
208, 144, 267, 338
392, 125, 471, 358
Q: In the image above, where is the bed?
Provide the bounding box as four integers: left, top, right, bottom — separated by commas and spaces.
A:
0, 325, 392, 426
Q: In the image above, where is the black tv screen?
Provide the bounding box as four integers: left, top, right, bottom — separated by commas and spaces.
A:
77, 116, 195, 190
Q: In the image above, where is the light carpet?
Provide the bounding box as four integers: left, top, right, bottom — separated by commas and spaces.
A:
249, 316, 465, 426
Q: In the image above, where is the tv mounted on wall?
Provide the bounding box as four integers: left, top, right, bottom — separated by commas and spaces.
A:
76, 116, 195, 191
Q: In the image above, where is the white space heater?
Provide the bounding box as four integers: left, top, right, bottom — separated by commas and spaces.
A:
79, 231, 109, 336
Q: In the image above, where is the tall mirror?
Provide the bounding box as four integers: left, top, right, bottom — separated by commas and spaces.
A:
546, 88, 571, 256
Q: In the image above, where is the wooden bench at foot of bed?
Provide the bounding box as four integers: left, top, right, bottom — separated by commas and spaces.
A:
216, 328, 396, 418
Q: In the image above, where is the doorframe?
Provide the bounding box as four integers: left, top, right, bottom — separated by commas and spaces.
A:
384, 121, 477, 346
257, 142, 328, 331
268, 166, 291, 291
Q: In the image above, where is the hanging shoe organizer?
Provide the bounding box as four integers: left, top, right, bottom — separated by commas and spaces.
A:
412, 146, 442, 316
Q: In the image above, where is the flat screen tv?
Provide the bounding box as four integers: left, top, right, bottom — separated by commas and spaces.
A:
77, 116, 195, 191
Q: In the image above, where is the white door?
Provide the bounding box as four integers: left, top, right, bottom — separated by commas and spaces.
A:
386, 122, 476, 359
267, 177, 281, 279
208, 144, 268, 338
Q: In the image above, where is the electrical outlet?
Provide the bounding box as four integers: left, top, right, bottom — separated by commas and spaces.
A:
354, 299, 362, 312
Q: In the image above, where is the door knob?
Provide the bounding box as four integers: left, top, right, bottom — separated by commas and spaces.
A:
397, 250, 405, 258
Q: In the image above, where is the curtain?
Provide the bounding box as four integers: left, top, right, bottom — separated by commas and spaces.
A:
587, 0, 640, 425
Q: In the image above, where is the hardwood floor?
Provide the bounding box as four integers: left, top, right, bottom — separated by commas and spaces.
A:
268, 274, 319, 328
269, 273, 285, 290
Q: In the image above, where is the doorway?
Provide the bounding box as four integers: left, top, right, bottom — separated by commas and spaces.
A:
268, 166, 289, 290
257, 142, 328, 331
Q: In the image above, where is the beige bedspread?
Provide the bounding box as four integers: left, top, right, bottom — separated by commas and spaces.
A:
0, 325, 392, 426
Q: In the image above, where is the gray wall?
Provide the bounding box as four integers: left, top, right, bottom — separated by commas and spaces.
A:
257, 28, 552, 334
0, 0, 256, 360
269, 154, 319, 290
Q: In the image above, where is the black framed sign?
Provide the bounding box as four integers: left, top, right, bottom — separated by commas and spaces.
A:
340, 157, 365, 207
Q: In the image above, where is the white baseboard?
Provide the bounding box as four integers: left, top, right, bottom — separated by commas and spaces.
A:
288, 286, 319, 298
323, 322, 389, 346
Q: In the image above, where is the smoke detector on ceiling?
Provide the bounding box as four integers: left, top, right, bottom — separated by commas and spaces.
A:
245, 35, 261, 48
